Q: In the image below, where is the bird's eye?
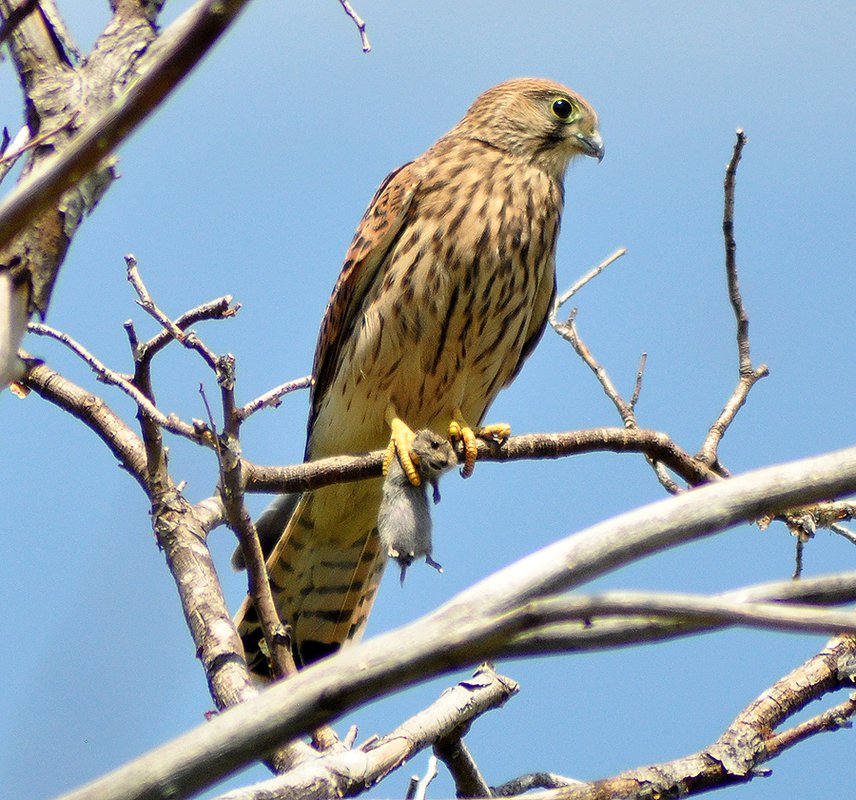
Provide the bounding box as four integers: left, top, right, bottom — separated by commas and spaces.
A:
551, 97, 575, 121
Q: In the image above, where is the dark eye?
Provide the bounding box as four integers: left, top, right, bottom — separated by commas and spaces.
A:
551, 97, 574, 121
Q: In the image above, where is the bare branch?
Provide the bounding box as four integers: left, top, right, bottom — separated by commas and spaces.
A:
212, 666, 516, 800
520, 590, 856, 639
0, 125, 30, 185
0, 0, 41, 50
215, 395, 299, 682
724, 129, 751, 373
52, 443, 856, 800
0, 117, 75, 167
237, 375, 312, 421
410, 757, 439, 800
20, 358, 148, 490
336, 0, 370, 52
126, 254, 223, 370
697, 130, 769, 465
504, 635, 856, 800
830, 523, 856, 546
765, 691, 856, 758
629, 352, 646, 411
551, 248, 626, 311
551, 308, 638, 427
0, 0, 252, 260
27, 322, 211, 444
243, 428, 716, 496
504, 571, 856, 657
493, 774, 584, 796
434, 735, 491, 798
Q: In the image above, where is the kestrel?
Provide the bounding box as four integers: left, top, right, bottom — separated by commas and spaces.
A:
236, 77, 603, 672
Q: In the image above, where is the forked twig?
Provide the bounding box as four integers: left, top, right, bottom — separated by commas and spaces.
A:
697, 130, 769, 466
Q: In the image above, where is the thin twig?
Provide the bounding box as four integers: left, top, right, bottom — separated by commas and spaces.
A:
126, 254, 222, 370
337, 0, 370, 52
697, 130, 769, 466
794, 537, 805, 579
765, 692, 856, 757
237, 375, 312, 420
26, 321, 208, 443
724, 129, 751, 374
629, 352, 647, 411
830, 523, 856, 546
136, 294, 239, 363
551, 248, 626, 311
411, 756, 439, 800
551, 308, 637, 428
0, 124, 28, 184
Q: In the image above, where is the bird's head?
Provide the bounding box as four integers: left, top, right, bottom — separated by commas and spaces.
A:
454, 77, 603, 176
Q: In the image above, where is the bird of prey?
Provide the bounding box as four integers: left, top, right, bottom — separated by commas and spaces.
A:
235, 77, 603, 672
377, 428, 457, 585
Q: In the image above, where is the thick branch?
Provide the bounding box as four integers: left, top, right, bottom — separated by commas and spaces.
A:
21, 358, 148, 490
213, 666, 517, 800
0, 0, 252, 307
54, 442, 856, 800
519, 590, 856, 639
511, 635, 856, 800
504, 571, 856, 657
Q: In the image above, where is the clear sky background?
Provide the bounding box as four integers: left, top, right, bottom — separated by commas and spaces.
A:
2, 2, 856, 798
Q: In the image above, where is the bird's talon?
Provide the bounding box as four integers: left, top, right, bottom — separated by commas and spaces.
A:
386, 410, 421, 486
477, 422, 511, 442
449, 416, 479, 478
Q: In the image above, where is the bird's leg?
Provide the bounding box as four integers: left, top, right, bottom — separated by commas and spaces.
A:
449, 409, 511, 478
383, 404, 421, 486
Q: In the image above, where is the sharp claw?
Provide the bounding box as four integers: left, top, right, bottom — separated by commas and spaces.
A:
460, 426, 478, 478
448, 414, 478, 478
449, 413, 511, 478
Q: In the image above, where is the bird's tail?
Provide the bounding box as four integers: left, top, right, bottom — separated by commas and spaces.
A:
235, 481, 386, 673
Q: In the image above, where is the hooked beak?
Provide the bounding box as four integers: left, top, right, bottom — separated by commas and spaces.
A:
576, 130, 604, 162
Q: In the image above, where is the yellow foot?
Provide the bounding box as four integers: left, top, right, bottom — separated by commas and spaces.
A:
383, 406, 421, 486
449, 412, 510, 478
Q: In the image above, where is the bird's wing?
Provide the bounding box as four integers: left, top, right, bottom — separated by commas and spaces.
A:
504, 266, 557, 387
307, 161, 420, 453
236, 483, 387, 670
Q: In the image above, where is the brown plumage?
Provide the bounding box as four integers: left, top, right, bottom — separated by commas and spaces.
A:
235, 77, 603, 672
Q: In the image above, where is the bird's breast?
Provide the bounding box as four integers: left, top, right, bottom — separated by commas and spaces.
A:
311, 159, 563, 457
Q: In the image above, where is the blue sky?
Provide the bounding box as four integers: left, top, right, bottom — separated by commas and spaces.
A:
2, 2, 856, 797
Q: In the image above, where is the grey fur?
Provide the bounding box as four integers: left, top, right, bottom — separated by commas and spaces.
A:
377, 430, 457, 585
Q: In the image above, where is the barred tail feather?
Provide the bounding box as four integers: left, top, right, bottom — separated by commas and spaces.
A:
235, 480, 386, 673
